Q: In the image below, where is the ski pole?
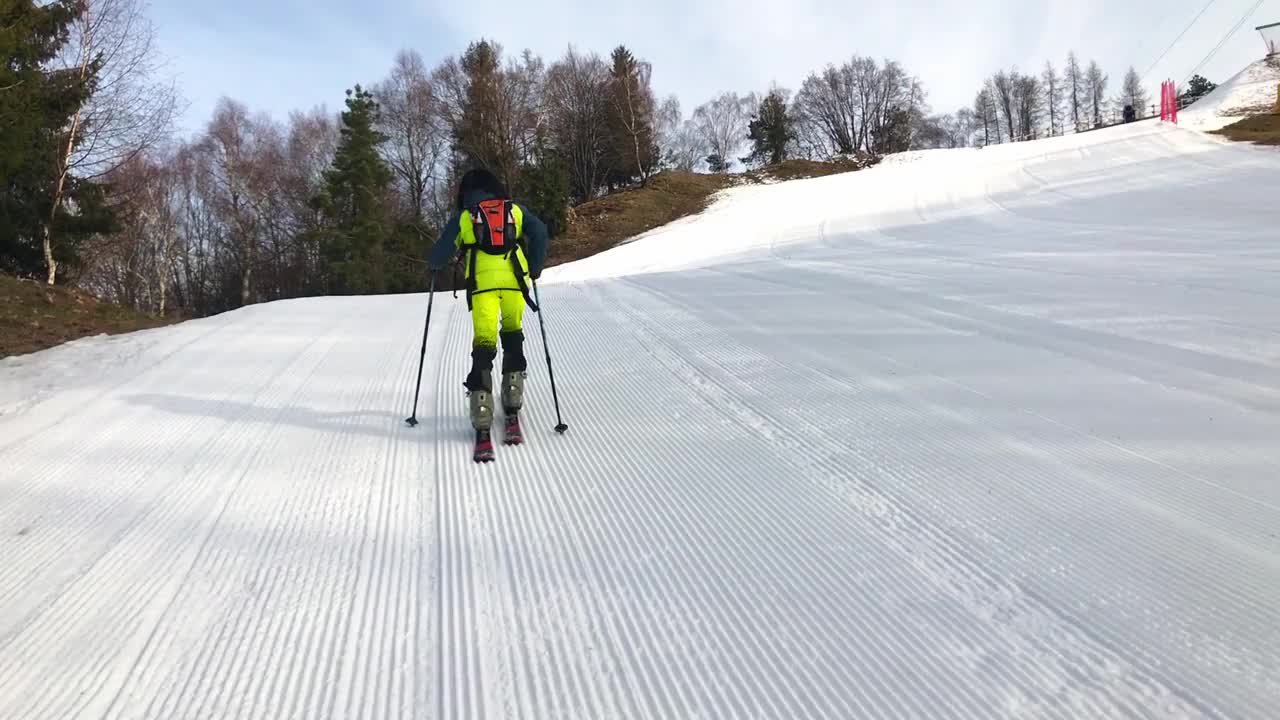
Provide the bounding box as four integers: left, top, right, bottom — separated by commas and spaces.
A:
533, 282, 569, 434
405, 272, 437, 428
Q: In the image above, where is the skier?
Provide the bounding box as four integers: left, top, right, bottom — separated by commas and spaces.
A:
428, 168, 550, 462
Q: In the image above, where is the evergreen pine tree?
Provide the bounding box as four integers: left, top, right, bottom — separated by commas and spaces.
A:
745, 91, 794, 166
1180, 75, 1217, 105
454, 40, 519, 188
314, 85, 396, 294
1, 0, 112, 279
518, 143, 570, 238
606, 45, 657, 188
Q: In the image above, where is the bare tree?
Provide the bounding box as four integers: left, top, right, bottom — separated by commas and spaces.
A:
545, 47, 611, 201
201, 99, 282, 307
991, 71, 1016, 141
277, 107, 339, 295
44, 0, 180, 284
953, 108, 976, 147
793, 63, 859, 156
1014, 73, 1044, 140
1064, 51, 1084, 131
792, 56, 927, 157
914, 114, 952, 149
1086, 61, 1108, 128
1119, 66, 1149, 117
973, 88, 997, 145
376, 50, 446, 223
655, 97, 707, 172
1042, 60, 1064, 136
692, 92, 752, 172
654, 94, 683, 167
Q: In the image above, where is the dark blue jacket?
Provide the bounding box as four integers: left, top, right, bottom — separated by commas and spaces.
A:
428, 189, 550, 277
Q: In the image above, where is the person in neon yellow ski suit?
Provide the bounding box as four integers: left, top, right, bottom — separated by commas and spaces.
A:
427, 169, 550, 431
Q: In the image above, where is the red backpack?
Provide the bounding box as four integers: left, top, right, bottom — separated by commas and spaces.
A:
460, 198, 539, 312
468, 198, 518, 255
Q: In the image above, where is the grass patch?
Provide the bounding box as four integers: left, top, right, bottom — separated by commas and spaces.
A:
0, 275, 177, 358
1213, 114, 1280, 146
744, 156, 878, 184
549, 158, 873, 266
550, 171, 734, 266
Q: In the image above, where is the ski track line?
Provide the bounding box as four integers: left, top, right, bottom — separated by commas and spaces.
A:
588, 283, 1100, 712
839, 260, 1280, 442
723, 255, 1280, 503
836, 259, 1280, 364
514, 297, 719, 720
783, 256, 1280, 484
413, 296, 456, 720
86, 319, 351, 720
237, 310, 390, 720
910, 203, 1280, 304
446, 283, 917, 718
275, 298, 429, 720
0, 317, 341, 720
520, 286, 811, 719
624, 272, 1277, 716
323, 299, 434, 720
83, 299, 395, 719
677, 266, 1280, 615
0, 325, 344, 652
0, 307, 247, 454
0, 318, 333, 653
143, 299, 407, 720
530, 285, 880, 719
602, 278, 1232, 719
768, 260, 1280, 520
436, 303, 484, 720
104, 323, 348, 720
586, 281, 1136, 717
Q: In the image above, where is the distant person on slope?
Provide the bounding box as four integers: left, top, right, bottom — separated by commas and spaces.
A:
427, 168, 549, 457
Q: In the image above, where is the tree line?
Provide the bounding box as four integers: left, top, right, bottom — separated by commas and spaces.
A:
4, 1, 1219, 319
941, 54, 1218, 148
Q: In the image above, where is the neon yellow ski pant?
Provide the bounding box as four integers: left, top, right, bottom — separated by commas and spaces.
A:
471, 289, 525, 349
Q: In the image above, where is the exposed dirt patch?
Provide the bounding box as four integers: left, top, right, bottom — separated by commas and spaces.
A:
1212, 113, 1280, 146
0, 275, 177, 358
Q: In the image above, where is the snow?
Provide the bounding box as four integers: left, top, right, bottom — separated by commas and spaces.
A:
3, 107, 1280, 719
1179, 57, 1280, 131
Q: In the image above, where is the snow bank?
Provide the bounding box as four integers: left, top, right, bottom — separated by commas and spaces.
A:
542, 118, 1238, 284
1180, 57, 1280, 131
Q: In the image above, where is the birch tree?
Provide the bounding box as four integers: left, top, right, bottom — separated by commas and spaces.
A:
45, 0, 179, 284
1064, 51, 1084, 131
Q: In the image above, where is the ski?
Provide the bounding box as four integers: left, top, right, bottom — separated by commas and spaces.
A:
503, 414, 524, 446
473, 430, 495, 463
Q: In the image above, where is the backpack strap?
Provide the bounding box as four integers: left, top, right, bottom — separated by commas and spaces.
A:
459, 200, 538, 312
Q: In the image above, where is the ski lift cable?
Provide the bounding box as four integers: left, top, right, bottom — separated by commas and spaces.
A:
1141, 0, 1221, 83
1183, 0, 1268, 85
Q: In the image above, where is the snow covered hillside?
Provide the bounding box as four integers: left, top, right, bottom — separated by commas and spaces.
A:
1179, 57, 1280, 131
2, 110, 1279, 718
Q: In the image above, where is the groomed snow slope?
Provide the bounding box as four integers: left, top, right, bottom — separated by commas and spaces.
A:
2, 118, 1279, 719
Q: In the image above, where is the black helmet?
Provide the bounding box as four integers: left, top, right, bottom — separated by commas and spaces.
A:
456, 168, 508, 210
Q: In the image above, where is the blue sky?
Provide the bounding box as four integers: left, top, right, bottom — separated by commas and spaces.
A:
150, 0, 1280, 135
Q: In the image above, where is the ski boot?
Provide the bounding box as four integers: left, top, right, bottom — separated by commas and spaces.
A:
467, 362, 495, 463
469, 389, 495, 463
500, 371, 526, 446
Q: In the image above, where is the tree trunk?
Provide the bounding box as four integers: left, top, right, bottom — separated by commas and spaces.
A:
241, 256, 253, 306
45, 2, 95, 285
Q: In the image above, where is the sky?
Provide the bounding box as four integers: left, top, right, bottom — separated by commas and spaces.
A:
148, 0, 1280, 136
